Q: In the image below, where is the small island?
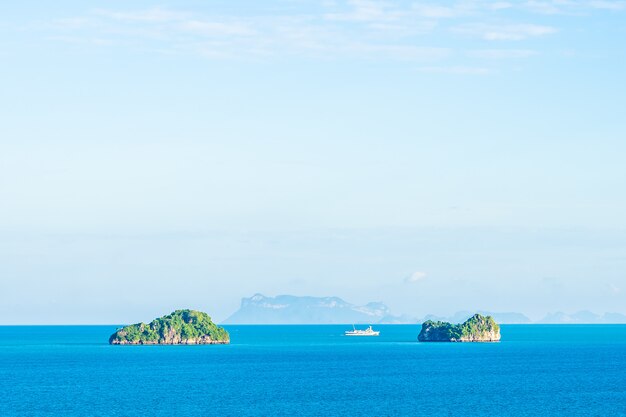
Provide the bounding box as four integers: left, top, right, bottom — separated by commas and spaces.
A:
418, 313, 501, 342
109, 309, 230, 345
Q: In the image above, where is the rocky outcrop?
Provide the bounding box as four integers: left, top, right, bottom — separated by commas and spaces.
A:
418, 313, 500, 342
109, 310, 230, 345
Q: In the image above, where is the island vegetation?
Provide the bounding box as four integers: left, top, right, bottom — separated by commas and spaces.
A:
418, 313, 500, 342
109, 309, 230, 345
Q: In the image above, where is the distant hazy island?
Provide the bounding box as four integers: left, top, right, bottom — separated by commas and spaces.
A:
423, 310, 531, 324
222, 293, 537, 324
418, 314, 501, 342
109, 310, 229, 345
223, 294, 395, 324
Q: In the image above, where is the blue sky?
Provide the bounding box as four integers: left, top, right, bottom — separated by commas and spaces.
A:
1, 1, 625, 323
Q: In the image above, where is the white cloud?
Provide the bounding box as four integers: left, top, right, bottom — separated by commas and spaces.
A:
523, 1, 565, 15
588, 1, 626, 10
417, 66, 493, 75
324, 0, 404, 22
467, 49, 538, 59
367, 20, 437, 35
519, 0, 626, 14
491, 2, 514, 10
404, 271, 427, 283
412, 4, 464, 18
361, 45, 450, 61
180, 20, 256, 37
44, 6, 453, 63
454, 23, 557, 40
46, 35, 114, 46
42, 1, 623, 65
93, 8, 189, 22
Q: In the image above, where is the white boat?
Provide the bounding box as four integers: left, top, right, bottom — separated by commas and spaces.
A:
344, 325, 380, 336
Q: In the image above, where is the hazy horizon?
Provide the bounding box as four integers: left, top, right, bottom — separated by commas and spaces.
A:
1, 1, 625, 324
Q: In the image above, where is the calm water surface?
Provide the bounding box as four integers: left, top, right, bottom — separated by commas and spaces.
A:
1, 325, 625, 416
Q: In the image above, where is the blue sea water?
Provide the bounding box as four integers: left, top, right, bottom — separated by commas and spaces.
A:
1, 325, 625, 416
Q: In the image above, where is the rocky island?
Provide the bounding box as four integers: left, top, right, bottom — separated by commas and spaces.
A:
109, 309, 230, 345
418, 313, 500, 342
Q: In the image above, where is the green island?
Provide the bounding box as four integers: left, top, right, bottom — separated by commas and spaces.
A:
109, 309, 230, 345
418, 313, 501, 342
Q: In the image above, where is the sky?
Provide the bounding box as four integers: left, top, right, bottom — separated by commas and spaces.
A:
1, 0, 625, 324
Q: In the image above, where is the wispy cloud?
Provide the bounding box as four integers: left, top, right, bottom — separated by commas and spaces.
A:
47, 6, 451, 62
608, 283, 622, 294
93, 7, 190, 22
453, 23, 557, 40
516, 0, 626, 14
180, 20, 257, 37
411, 3, 468, 18
404, 271, 427, 284
360, 45, 450, 61
324, 0, 405, 22
491, 2, 514, 11
467, 49, 538, 59
523, 1, 566, 15
38, 0, 622, 70
417, 65, 493, 75
588, 0, 626, 10
45, 35, 115, 46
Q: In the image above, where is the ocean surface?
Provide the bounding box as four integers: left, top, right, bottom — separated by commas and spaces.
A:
1, 325, 625, 416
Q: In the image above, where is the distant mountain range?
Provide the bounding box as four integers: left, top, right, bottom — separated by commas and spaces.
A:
537, 311, 626, 324
423, 310, 626, 324
222, 294, 626, 324
222, 294, 393, 324
423, 311, 532, 324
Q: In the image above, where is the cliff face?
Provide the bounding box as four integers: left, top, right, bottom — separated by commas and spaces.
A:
109, 310, 230, 345
111, 330, 228, 345
456, 329, 500, 342
418, 314, 500, 342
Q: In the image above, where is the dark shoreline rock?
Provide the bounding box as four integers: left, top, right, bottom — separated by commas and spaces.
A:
109, 310, 230, 345
418, 313, 500, 342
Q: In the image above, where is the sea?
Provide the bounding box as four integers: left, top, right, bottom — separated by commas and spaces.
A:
1, 325, 625, 416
